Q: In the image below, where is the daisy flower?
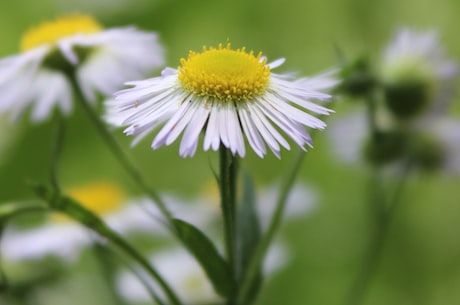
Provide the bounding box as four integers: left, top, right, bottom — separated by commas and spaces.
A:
381, 28, 457, 119
0, 181, 166, 263
106, 43, 336, 158
0, 14, 164, 122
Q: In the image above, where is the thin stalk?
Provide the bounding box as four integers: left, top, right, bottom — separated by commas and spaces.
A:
50, 116, 65, 193
219, 146, 238, 303
344, 160, 412, 305
40, 88, 181, 305
68, 75, 174, 225
91, 243, 128, 305
238, 149, 305, 304
97, 216, 181, 305
366, 91, 379, 141
0, 205, 49, 223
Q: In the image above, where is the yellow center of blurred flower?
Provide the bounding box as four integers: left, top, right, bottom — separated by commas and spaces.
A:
55, 181, 125, 221
20, 14, 102, 52
178, 43, 271, 102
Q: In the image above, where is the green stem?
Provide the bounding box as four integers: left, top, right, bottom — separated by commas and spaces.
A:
219, 146, 238, 302
99, 228, 176, 305
45, 192, 182, 305
238, 149, 305, 304
68, 75, 174, 226
366, 91, 379, 141
91, 243, 128, 305
0, 205, 49, 223
344, 160, 412, 305
50, 116, 65, 193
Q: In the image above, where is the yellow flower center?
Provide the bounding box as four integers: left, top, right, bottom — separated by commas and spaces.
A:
20, 14, 102, 52
178, 43, 271, 102
55, 181, 125, 221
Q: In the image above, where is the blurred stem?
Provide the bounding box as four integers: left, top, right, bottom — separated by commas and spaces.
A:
344, 160, 412, 305
219, 146, 238, 303
50, 115, 65, 193
73, 203, 182, 305
35, 185, 183, 305
40, 88, 181, 304
68, 75, 174, 228
238, 149, 305, 304
92, 243, 128, 305
366, 91, 379, 141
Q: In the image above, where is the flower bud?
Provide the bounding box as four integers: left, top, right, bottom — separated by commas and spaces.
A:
382, 61, 434, 119
363, 130, 406, 166
335, 57, 376, 98
407, 132, 444, 171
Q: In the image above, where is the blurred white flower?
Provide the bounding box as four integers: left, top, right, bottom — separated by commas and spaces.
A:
0, 181, 167, 263
0, 14, 164, 122
327, 109, 368, 164
381, 28, 457, 118
106, 43, 335, 158
327, 108, 460, 174
116, 242, 290, 305
256, 182, 317, 228
116, 247, 221, 304
428, 118, 460, 174
185, 180, 318, 231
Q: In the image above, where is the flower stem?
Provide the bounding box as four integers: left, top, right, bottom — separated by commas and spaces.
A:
69, 76, 174, 226
219, 146, 239, 301
344, 160, 412, 305
238, 149, 305, 304
366, 91, 379, 141
50, 115, 65, 193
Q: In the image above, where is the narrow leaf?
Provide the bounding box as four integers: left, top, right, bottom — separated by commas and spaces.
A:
236, 173, 263, 302
172, 218, 234, 297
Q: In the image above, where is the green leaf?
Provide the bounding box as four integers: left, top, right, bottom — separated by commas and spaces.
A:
172, 218, 234, 297
236, 173, 263, 303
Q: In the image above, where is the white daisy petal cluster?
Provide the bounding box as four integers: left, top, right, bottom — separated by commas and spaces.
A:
0, 14, 164, 122
107, 43, 336, 158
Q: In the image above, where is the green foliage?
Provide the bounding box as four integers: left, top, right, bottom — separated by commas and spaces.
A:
173, 218, 235, 298
236, 173, 263, 304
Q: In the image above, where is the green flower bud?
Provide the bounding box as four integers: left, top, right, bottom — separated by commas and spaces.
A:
335, 57, 377, 98
407, 132, 444, 171
382, 62, 435, 119
363, 130, 406, 166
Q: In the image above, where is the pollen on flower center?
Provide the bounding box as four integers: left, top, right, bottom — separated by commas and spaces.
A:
178, 43, 271, 102
20, 14, 102, 52
55, 181, 125, 221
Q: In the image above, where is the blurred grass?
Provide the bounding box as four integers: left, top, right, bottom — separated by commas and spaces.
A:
1, 0, 460, 305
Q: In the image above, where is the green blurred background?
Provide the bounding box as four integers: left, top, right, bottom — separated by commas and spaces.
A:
1, 0, 460, 304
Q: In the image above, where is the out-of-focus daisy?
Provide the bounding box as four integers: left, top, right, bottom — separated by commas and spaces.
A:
410, 118, 460, 174
116, 242, 290, 305
0, 14, 164, 122
1, 181, 165, 263
195, 179, 318, 230
106, 43, 336, 158
380, 28, 457, 119
327, 108, 460, 174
